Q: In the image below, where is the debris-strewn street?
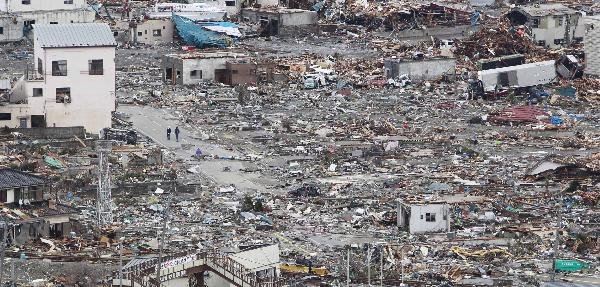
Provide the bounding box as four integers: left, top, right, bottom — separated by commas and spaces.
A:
0, 0, 599, 286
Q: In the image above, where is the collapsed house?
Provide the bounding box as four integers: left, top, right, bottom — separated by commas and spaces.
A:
0, 169, 77, 245
241, 7, 317, 36
1, 23, 116, 133
0, 0, 95, 41
506, 4, 585, 49
397, 199, 451, 234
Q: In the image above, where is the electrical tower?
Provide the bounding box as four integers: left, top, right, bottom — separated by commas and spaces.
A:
96, 140, 113, 226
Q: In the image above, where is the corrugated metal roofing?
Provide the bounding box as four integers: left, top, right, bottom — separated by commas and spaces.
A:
0, 169, 46, 189
32, 23, 117, 48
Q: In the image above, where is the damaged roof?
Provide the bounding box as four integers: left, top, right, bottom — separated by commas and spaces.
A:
0, 169, 46, 189
33, 23, 117, 48
517, 4, 577, 17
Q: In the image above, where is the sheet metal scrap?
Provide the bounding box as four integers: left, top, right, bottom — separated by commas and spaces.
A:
488, 106, 548, 124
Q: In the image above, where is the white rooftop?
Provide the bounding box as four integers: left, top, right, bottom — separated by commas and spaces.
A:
32, 23, 117, 48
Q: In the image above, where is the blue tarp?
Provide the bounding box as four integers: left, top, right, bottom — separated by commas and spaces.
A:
550, 116, 563, 125
172, 15, 238, 48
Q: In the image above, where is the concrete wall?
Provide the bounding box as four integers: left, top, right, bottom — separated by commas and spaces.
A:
133, 19, 174, 45
163, 54, 245, 85
408, 204, 450, 234
384, 58, 456, 82
257, 0, 279, 7
1, 0, 88, 12
11, 126, 85, 138
390, 25, 480, 40
182, 57, 230, 83
279, 10, 317, 26
241, 9, 317, 26
585, 16, 600, 76
18, 9, 95, 25
0, 15, 24, 42
188, 0, 240, 17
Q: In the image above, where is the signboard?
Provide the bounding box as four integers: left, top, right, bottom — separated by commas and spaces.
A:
554, 259, 590, 272
161, 254, 197, 269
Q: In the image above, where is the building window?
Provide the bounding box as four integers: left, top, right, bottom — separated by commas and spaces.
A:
0, 190, 6, 202
0, 27, 3, 35
0, 113, 11, 121
37, 58, 42, 75
51, 60, 67, 76
50, 22, 58, 24
190, 70, 202, 79
22, 0, 30, 4
89, 59, 104, 75
56, 88, 71, 103
554, 38, 564, 45
137, 31, 142, 36
153, 29, 162, 36
555, 17, 563, 27
24, 20, 35, 28
425, 213, 436, 222
33, 88, 43, 97
231, 70, 239, 74
64, 0, 73, 3
225, 0, 236, 6
531, 18, 539, 28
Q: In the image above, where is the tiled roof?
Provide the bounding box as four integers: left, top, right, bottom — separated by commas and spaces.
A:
0, 169, 46, 189
32, 23, 117, 48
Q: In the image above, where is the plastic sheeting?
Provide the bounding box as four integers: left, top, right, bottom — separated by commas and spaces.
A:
172, 15, 239, 48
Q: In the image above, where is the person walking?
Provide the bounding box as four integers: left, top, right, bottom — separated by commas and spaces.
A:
166, 127, 171, 140
175, 126, 180, 142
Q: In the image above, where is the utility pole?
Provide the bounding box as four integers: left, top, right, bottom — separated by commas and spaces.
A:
346, 248, 350, 287
10, 259, 14, 287
400, 250, 405, 287
367, 244, 371, 286
119, 239, 123, 287
379, 245, 383, 287
551, 180, 563, 282
0, 222, 6, 285
155, 184, 174, 287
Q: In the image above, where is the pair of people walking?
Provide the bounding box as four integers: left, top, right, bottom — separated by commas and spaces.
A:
167, 126, 180, 142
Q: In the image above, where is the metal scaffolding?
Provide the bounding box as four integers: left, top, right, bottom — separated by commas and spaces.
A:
96, 140, 113, 226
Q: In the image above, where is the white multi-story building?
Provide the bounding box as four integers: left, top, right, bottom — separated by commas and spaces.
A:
0, 23, 116, 133
0, 0, 95, 42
